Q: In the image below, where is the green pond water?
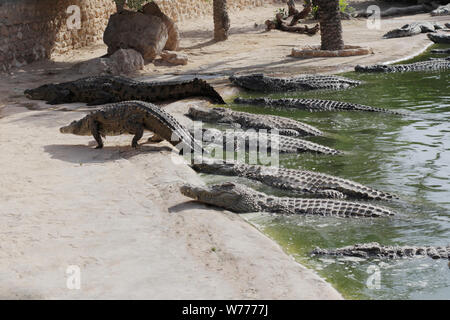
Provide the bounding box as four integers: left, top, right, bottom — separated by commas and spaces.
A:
200, 45, 450, 299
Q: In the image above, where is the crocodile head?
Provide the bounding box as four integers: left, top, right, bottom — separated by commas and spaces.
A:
190, 158, 237, 175
24, 84, 61, 102
180, 182, 262, 213
60, 119, 91, 136
187, 106, 229, 122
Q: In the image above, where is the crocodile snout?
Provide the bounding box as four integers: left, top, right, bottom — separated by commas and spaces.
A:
180, 184, 197, 199
60, 126, 70, 134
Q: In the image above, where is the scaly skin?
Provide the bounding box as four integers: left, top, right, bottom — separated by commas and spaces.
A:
187, 106, 323, 137
25, 75, 226, 105
190, 158, 397, 200
234, 97, 399, 114
383, 22, 442, 39
60, 100, 204, 153
191, 128, 341, 155
427, 33, 450, 44
180, 182, 395, 217
355, 58, 450, 73
312, 242, 450, 259
431, 48, 450, 54
229, 73, 361, 92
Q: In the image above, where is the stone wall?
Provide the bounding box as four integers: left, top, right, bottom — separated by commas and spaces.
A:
153, 0, 281, 22
0, 0, 283, 72
0, 0, 116, 72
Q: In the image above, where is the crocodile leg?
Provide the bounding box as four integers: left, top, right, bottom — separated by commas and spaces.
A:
48, 89, 71, 105
131, 126, 144, 148
86, 91, 116, 106
125, 116, 145, 148
90, 121, 104, 149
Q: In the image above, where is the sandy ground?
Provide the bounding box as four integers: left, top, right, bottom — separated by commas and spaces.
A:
0, 99, 342, 299
0, 3, 448, 299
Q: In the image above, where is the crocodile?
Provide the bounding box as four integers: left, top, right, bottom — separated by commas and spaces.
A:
382, 22, 442, 39
187, 106, 323, 137
430, 48, 450, 54
25, 75, 226, 105
427, 33, 450, 44
229, 73, 362, 92
234, 97, 398, 114
60, 100, 205, 153
355, 58, 450, 73
190, 158, 396, 200
192, 127, 341, 155
180, 182, 395, 217
431, 3, 450, 16
311, 242, 449, 259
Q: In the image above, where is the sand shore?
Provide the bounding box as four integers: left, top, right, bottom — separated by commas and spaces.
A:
0, 4, 446, 299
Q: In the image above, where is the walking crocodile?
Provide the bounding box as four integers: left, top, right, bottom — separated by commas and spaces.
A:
180, 182, 395, 217
229, 74, 362, 92
190, 158, 396, 200
187, 106, 323, 137
234, 97, 398, 114
191, 128, 341, 155
60, 100, 204, 153
25, 75, 226, 105
355, 58, 450, 73
312, 242, 449, 259
382, 22, 442, 39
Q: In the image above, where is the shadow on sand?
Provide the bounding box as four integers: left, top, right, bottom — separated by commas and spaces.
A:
168, 200, 220, 214
44, 144, 173, 164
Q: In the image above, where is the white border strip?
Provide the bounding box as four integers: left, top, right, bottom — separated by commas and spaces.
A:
381, 42, 434, 65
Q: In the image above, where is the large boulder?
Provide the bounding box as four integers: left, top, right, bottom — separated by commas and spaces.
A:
103, 10, 168, 62
109, 49, 145, 73
142, 2, 180, 51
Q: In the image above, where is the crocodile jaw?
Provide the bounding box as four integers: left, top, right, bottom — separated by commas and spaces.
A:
24, 84, 59, 101
180, 182, 260, 213
60, 120, 90, 136
180, 183, 205, 200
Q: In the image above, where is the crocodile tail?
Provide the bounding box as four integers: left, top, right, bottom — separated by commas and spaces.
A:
293, 198, 395, 217
137, 102, 206, 154
194, 78, 226, 105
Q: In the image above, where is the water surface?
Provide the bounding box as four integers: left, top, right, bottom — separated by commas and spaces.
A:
202, 45, 450, 299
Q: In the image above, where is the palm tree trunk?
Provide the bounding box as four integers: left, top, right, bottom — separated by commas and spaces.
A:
317, 0, 344, 51
213, 0, 230, 41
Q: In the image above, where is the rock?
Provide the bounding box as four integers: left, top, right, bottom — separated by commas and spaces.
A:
142, 2, 180, 51
74, 49, 144, 75
103, 10, 168, 62
109, 48, 144, 73
160, 50, 188, 65
75, 57, 116, 75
